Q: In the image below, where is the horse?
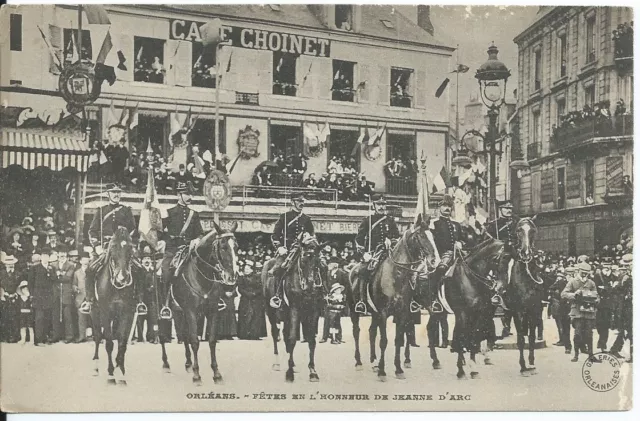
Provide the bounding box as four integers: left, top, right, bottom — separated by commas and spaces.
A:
91, 226, 141, 386
348, 214, 440, 381
262, 235, 329, 383
503, 216, 546, 376
159, 221, 239, 385
416, 236, 506, 379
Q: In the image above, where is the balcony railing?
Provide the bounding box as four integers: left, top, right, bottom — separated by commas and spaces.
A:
386, 176, 417, 195
390, 93, 412, 108
527, 142, 542, 160
273, 82, 297, 96
236, 92, 259, 105
331, 88, 355, 102
550, 114, 633, 153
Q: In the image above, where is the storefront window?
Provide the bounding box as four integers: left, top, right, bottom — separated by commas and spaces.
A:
192, 42, 216, 89
63, 29, 92, 63
390, 67, 413, 108
134, 37, 166, 84
273, 52, 297, 96
332, 60, 355, 102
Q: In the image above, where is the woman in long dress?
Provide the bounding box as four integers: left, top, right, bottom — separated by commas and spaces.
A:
237, 262, 267, 340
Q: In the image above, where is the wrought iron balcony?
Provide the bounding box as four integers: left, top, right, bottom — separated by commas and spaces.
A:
527, 142, 541, 160
550, 114, 633, 153
386, 176, 417, 195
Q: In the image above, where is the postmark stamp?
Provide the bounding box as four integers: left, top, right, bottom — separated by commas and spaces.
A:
581, 352, 623, 392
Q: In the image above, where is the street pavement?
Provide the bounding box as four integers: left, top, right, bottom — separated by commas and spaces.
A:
0, 316, 632, 412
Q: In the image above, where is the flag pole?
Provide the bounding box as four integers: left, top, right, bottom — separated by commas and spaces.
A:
455, 44, 460, 152
77, 6, 83, 59
368, 195, 372, 253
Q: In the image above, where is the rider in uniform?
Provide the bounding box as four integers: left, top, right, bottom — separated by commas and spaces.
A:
484, 200, 520, 289
268, 193, 315, 308
353, 194, 400, 314
427, 194, 464, 313
82, 184, 137, 313
157, 181, 204, 319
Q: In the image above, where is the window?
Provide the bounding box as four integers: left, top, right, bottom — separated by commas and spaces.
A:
270, 125, 302, 160
189, 119, 225, 156
586, 16, 596, 63
63, 29, 92, 63
556, 99, 565, 124
532, 110, 541, 145
328, 130, 360, 172
10, 14, 22, 52
390, 67, 414, 108
585, 159, 595, 204
585, 85, 595, 107
192, 42, 216, 88
335, 5, 353, 31
558, 34, 567, 77
332, 60, 355, 102
385, 134, 417, 195
272, 52, 297, 96
557, 167, 566, 209
534, 49, 542, 91
134, 37, 166, 84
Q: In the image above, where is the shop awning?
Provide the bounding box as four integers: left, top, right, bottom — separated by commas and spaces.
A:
0, 129, 91, 172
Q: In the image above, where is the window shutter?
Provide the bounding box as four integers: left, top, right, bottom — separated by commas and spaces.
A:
358, 64, 370, 103
116, 34, 134, 82
48, 24, 62, 75
172, 40, 192, 87
415, 69, 427, 108
257, 50, 272, 94
298, 55, 314, 98
377, 65, 390, 105
317, 58, 332, 100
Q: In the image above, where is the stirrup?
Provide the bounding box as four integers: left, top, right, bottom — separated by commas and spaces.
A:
136, 302, 148, 316
159, 306, 173, 320
491, 294, 505, 308
269, 296, 282, 309
354, 301, 368, 314
430, 301, 444, 314
79, 300, 92, 315
410, 300, 422, 313
218, 298, 227, 311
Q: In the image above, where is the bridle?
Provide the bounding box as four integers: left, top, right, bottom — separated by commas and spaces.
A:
514, 218, 544, 285
107, 239, 134, 290
387, 230, 439, 291
295, 237, 327, 294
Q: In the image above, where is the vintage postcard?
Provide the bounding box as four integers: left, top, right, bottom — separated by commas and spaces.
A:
0, 3, 633, 413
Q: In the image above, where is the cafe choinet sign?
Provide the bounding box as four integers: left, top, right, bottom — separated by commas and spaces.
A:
170, 19, 331, 58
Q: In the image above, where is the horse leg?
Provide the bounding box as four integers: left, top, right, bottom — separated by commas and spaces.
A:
369, 317, 378, 371
185, 310, 202, 385
527, 313, 537, 374
285, 307, 299, 383
208, 310, 223, 384
352, 314, 363, 370
512, 312, 528, 375
92, 314, 101, 376
394, 323, 405, 379
105, 333, 116, 385
269, 309, 281, 371
307, 310, 319, 383
469, 351, 479, 379
457, 351, 467, 380
454, 314, 467, 379
404, 337, 412, 369
184, 341, 193, 372
114, 305, 133, 386
427, 316, 441, 369
377, 314, 388, 381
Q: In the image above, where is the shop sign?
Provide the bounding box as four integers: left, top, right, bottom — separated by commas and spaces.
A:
170, 19, 331, 57
201, 219, 361, 235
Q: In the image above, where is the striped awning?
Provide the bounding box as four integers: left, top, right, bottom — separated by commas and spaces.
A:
0, 130, 91, 172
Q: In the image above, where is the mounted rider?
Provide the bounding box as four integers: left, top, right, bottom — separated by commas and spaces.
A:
81, 183, 137, 314
353, 194, 400, 314
157, 181, 204, 319
484, 200, 520, 288
268, 192, 315, 309
427, 194, 465, 313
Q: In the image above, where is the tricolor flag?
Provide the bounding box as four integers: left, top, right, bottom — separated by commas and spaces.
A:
37, 25, 62, 72
432, 166, 449, 193
351, 126, 370, 156
128, 103, 139, 130
84, 5, 111, 25
318, 121, 330, 145
138, 166, 165, 249
414, 162, 430, 224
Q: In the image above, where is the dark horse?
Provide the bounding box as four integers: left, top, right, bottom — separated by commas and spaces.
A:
503, 217, 545, 376
348, 215, 440, 381
159, 221, 239, 385
417, 237, 505, 379
262, 235, 329, 383
91, 227, 140, 385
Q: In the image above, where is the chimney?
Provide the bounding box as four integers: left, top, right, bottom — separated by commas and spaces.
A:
417, 5, 434, 36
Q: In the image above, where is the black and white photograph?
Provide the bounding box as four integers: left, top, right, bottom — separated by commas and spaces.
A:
0, 2, 634, 413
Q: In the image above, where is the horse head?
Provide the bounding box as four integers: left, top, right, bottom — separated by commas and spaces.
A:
408, 213, 441, 272
297, 234, 323, 292
107, 226, 135, 288
200, 220, 239, 284
515, 217, 538, 263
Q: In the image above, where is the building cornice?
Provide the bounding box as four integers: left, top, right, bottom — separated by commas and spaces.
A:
513, 7, 581, 46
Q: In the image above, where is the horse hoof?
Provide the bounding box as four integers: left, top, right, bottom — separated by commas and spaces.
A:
214, 377, 224, 385
484, 358, 493, 366
107, 377, 116, 385
193, 378, 203, 386
527, 367, 537, 375
470, 372, 480, 379
309, 373, 320, 383
378, 375, 387, 383
163, 365, 171, 374
92, 369, 99, 377
185, 365, 192, 373
404, 361, 412, 369
520, 370, 530, 377
286, 370, 294, 383
457, 373, 467, 380
117, 380, 127, 386
272, 363, 281, 371
433, 361, 442, 370
395, 372, 406, 380
355, 364, 363, 371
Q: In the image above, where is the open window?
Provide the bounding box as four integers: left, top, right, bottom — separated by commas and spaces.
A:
335, 5, 353, 31
134, 37, 166, 84
586, 16, 596, 63
10, 14, 22, 52
558, 33, 567, 77
390, 67, 413, 108
273, 52, 297, 96
534, 49, 542, 90
327, 130, 360, 172
192, 42, 216, 88
130, 114, 167, 158
331, 60, 355, 102
63, 29, 92, 63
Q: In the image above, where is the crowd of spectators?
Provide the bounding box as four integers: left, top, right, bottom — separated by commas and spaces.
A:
551, 100, 634, 141
300, 156, 374, 201
252, 148, 308, 188
383, 155, 418, 180
613, 21, 634, 59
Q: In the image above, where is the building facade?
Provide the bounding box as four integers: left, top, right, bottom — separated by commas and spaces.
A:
1, 5, 453, 238
513, 6, 633, 255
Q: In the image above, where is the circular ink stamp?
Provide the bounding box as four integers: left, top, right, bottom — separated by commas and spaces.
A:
581, 352, 622, 392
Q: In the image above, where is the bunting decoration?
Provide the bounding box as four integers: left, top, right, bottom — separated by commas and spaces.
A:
138, 165, 164, 249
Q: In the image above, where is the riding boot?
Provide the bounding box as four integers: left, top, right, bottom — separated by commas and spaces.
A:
158, 280, 172, 320
429, 269, 444, 313
354, 271, 368, 314
269, 266, 286, 309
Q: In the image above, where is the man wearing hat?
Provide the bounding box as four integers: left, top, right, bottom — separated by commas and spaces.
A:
29, 253, 55, 345
609, 253, 632, 362
561, 262, 600, 363
73, 252, 91, 342
548, 271, 572, 354
157, 181, 204, 319
51, 246, 76, 343
84, 183, 137, 312
484, 199, 520, 287
136, 246, 160, 343
0, 254, 21, 342
268, 193, 315, 308
594, 261, 614, 352
353, 194, 400, 314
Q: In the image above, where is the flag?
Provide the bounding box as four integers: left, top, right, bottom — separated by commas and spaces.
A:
300, 62, 313, 89
68, 31, 79, 62
351, 127, 370, 156
414, 164, 430, 224
369, 123, 386, 145
454, 64, 470, 73
136, 45, 144, 63
432, 166, 449, 193
302, 122, 319, 156
319, 121, 330, 145
435, 78, 449, 98
226, 49, 233, 72
128, 103, 139, 130
89, 150, 108, 166
106, 100, 118, 127
84, 5, 111, 25
37, 25, 62, 72
227, 154, 242, 174
138, 167, 164, 248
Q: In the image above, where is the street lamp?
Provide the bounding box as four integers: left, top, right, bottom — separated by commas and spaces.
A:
475, 42, 510, 219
